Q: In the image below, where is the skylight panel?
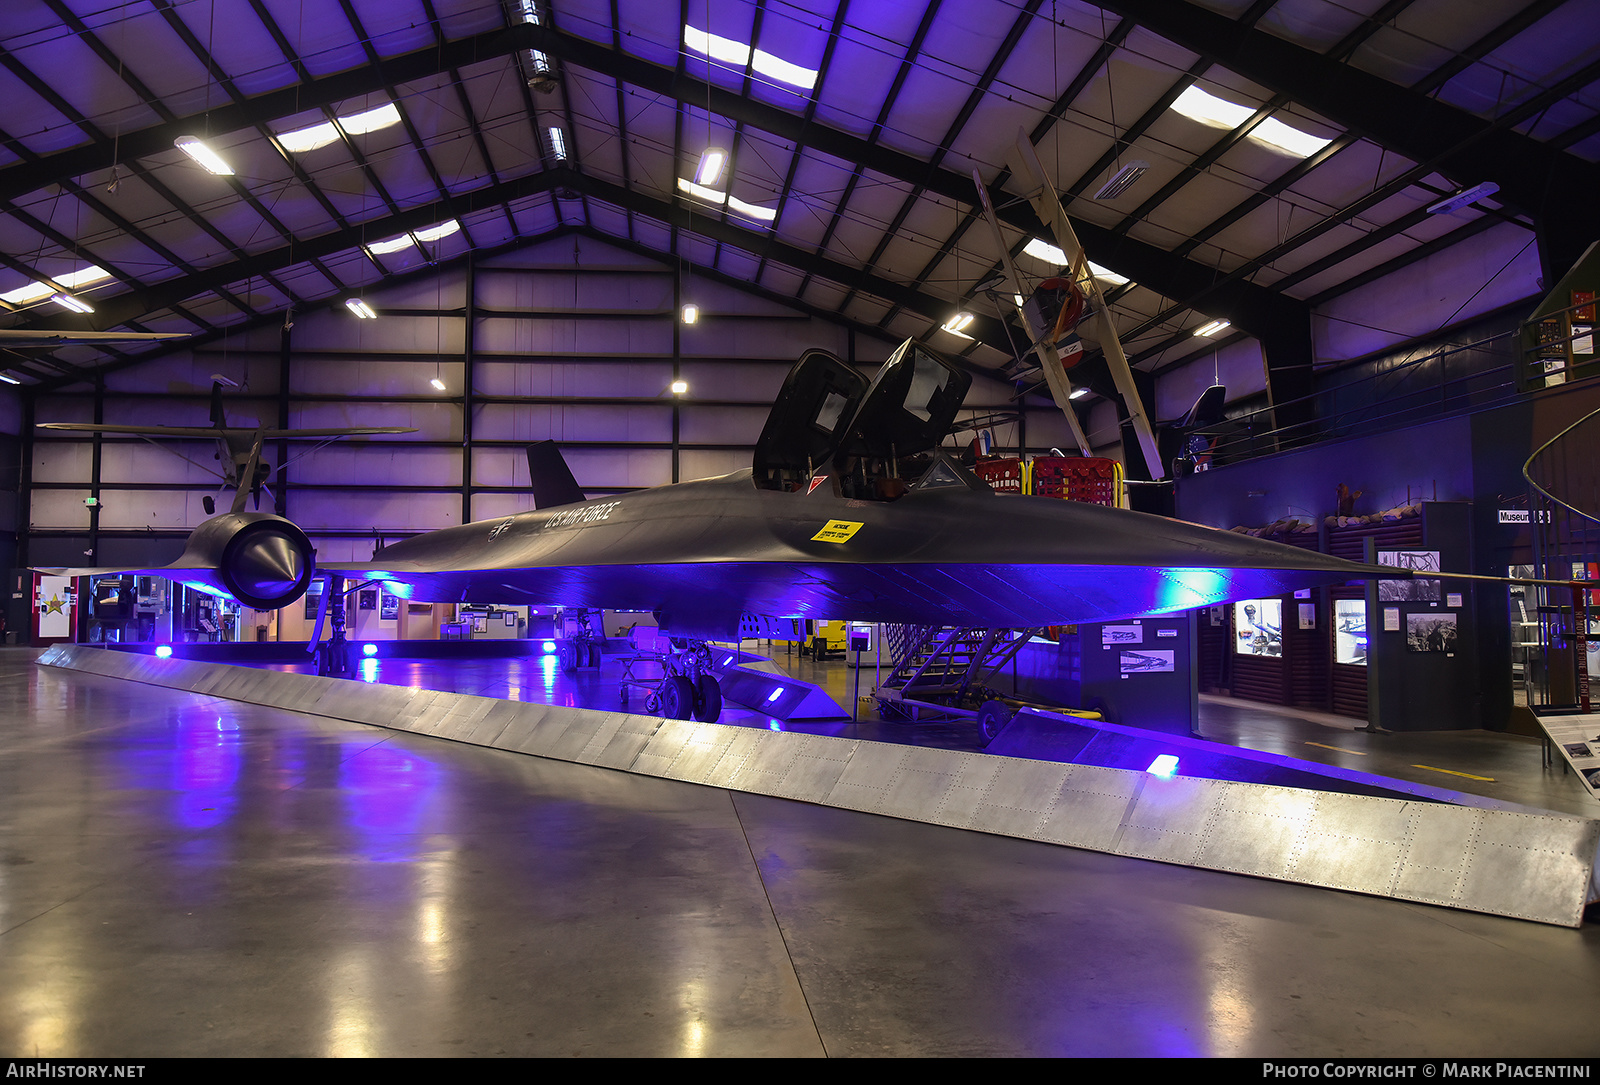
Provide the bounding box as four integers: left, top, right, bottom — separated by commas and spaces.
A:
1, 265, 110, 306
366, 234, 414, 256
277, 121, 341, 153
683, 26, 818, 90
277, 103, 401, 154
1171, 86, 1331, 158
1020, 240, 1130, 286
412, 220, 460, 243
675, 178, 777, 224
338, 103, 401, 136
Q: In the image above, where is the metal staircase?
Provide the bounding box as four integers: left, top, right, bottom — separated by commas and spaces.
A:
876, 624, 1041, 718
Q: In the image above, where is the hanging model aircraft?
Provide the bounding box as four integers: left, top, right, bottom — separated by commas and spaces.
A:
37, 337, 1386, 723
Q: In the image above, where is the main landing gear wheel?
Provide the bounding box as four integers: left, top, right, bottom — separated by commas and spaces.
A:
692, 675, 722, 722
976, 700, 1014, 747
658, 675, 696, 720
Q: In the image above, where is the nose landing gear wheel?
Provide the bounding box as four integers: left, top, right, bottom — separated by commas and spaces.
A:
658, 675, 696, 720
692, 675, 722, 722
976, 700, 1014, 747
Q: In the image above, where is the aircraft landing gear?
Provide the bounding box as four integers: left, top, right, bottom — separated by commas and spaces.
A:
643, 638, 723, 722
559, 609, 603, 673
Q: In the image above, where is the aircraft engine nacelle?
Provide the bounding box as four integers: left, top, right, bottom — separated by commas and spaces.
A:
174, 512, 316, 610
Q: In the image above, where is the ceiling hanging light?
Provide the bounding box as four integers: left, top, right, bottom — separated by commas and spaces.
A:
1426, 182, 1500, 215
173, 135, 234, 175
1093, 160, 1149, 201
345, 298, 377, 319
694, 148, 728, 187
670, 379, 689, 395
941, 312, 975, 337
1193, 319, 1231, 337
51, 293, 94, 314
681, 303, 699, 325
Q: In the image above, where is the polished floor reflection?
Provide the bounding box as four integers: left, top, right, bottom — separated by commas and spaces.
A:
3, 648, 1600, 1057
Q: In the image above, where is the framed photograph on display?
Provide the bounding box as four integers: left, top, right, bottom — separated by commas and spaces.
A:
1378, 551, 1442, 602
1334, 599, 1367, 666
1407, 612, 1457, 653
1233, 599, 1282, 656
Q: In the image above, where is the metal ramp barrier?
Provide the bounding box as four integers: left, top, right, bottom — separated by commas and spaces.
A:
37, 645, 1600, 928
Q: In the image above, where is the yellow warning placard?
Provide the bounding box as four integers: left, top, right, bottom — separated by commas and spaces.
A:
811, 519, 864, 543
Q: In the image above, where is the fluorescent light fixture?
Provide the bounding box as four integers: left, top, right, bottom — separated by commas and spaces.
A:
1068, 387, 1090, 400
941, 312, 975, 337
1094, 160, 1149, 201
0, 373, 20, 385
1427, 182, 1501, 215
276, 121, 340, 153
670, 378, 689, 394
413, 220, 460, 243
1193, 319, 1231, 337
338, 102, 400, 136
430, 377, 446, 391
1171, 86, 1331, 158
1147, 754, 1179, 777
694, 148, 727, 187
546, 126, 568, 160
52, 293, 94, 314
675, 178, 777, 223
683, 26, 818, 90
680, 304, 698, 325
345, 298, 376, 319
173, 135, 234, 175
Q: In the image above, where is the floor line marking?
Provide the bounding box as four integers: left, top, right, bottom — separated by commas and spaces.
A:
1412, 764, 1496, 781
1305, 742, 1366, 755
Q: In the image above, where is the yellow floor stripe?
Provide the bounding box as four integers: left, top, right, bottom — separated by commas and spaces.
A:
1305, 741, 1366, 755
1412, 764, 1496, 781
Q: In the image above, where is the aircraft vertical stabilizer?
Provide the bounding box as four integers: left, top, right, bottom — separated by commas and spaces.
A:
526, 441, 587, 509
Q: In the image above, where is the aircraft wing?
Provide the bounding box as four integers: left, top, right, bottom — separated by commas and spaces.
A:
0, 330, 190, 346
38, 423, 416, 438
321, 469, 1386, 639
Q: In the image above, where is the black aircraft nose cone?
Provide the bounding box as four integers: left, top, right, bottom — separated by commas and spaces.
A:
234, 532, 306, 597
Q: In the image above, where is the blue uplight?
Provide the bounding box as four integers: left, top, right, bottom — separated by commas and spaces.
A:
541, 640, 557, 653
155, 645, 173, 659
362, 643, 378, 656
1147, 754, 1180, 778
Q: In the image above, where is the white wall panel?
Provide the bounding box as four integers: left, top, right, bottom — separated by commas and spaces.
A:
474, 317, 673, 356
476, 270, 672, 312
33, 396, 94, 425
961, 376, 1016, 408
96, 490, 209, 529
99, 442, 220, 485
683, 276, 809, 318
30, 489, 91, 530
294, 359, 463, 397
677, 361, 789, 401
684, 320, 844, 361
102, 395, 275, 428
472, 403, 671, 443
0, 389, 18, 434
561, 448, 671, 490
292, 445, 461, 488
104, 351, 283, 395
678, 405, 766, 445
471, 446, 530, 488
1156, 339, 1267, 420
289, 310, 465, 354
473, 359, 674, 397
1314, 221, 1541, 363
290, 401, 461, 440
680, 450, 749, 481
32, 441, 93, 484
290, 491, 460, 531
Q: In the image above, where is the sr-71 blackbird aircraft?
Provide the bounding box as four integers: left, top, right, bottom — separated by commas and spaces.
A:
40, 337, 1385, 722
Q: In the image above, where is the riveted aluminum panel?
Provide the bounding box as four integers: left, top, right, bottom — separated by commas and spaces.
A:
36, 647, 1600, 927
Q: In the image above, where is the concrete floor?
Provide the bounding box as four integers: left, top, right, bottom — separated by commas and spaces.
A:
4, 647, 1600, 1057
